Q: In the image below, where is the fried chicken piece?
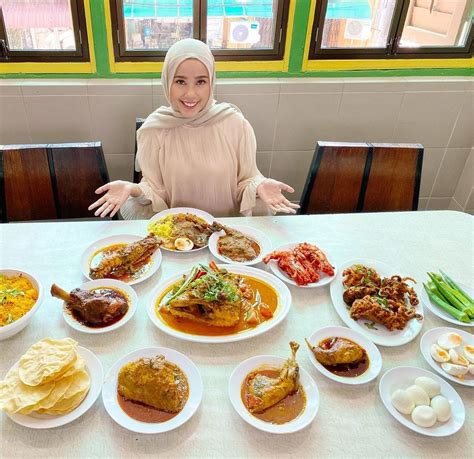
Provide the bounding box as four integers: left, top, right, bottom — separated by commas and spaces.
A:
212, 222, 261, 262
305, 337, 365, 366
172, 214, 213, 248
244, 342, 300, 414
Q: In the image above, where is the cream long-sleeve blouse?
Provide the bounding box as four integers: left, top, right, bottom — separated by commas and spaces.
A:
136, 112, 266, 217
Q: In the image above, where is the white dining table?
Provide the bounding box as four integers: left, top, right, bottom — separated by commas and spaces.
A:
1, 211, 473, 459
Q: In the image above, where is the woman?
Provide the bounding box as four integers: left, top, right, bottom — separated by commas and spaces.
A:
89, 39, 299, 219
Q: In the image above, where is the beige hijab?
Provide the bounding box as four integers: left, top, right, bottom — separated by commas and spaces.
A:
138, 38, 240, 132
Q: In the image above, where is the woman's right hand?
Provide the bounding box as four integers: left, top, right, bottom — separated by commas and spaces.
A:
88, 180, 137, 218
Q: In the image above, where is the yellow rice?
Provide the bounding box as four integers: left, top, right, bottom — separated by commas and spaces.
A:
147, 214, 174, 239
0, 274, 38, 327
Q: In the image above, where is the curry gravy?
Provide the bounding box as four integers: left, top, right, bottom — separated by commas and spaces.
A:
156, 275, 278, 336
118, 393, 180, 423
241, 369, 306, 424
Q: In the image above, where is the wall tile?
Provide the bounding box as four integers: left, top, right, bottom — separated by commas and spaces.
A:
393, 92, 465, 147
104, 154, 134, 182
431, 148, 470, 197
89, 95, 153, 155
343, 77, 406, 93
88, 79, 153, 96
426, 197, 452, 210
448, 93, 474, 148
256, 151, 272, 176
152, 95, 168, 110
218, 93, 279, 151
335, 92, 403, 142
465, 189, 474, 212
269, 150, 314, 201
402, 77, 473, 92
419, 147, 445, 197
0, 80, 24, 96
0, 97, 31, 144
152, 80, 164, 96
22, 79, 88, 96
24, 95, 93, 143
217, 79, 280, 95
279, 78, 343, 94
453, 148, 474, 208
274, 93, 342, 151
448, 198, 463, 212
418, 198, 428, 211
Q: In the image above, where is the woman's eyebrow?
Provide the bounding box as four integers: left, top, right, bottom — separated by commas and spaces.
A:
195, 75, 209, 79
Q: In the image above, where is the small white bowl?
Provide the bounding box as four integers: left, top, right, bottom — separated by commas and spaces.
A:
0, 269, 44, 341
102, 347, 203, 434
208, 225, 272, 266
228, 354, 319, 434
420, 327, 473, 387
379, 366, 465, 437
305, 326, 382, 385
264, 242, 337, 288
57, 279, 138, 334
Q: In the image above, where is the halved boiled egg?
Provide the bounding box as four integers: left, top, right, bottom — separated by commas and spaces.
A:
437, 332, 463, 350
448, 349, 469, 366
174, 237, 194, 251
441, 362, 469, 378
430, 344, 450, 363
463, 345, 474, 363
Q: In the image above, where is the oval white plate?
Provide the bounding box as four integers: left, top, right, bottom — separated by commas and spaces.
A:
421, 281, 473, 327
6, 346, 103, 429
148, 264, 292, 344
208, 225, 272, 266
305, 326, 382, 385
330, 259, 424, 347
148, 207, 214, 253
80, 234, 162, 286
229, 354, 319, 434
264, 242, 337, 288
379, 366, 465, 437
420, 327, 473, 387
102, 347, 203, 434
59, 279, 138, 334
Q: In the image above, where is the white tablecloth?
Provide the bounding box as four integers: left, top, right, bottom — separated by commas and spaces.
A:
1, 211, 473, 458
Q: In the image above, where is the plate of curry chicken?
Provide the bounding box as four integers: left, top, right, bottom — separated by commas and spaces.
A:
147, 261, 291, 343
102, 347, 203, 434
80, 234, 162, 286
229, 341, 319, 434
330, 259, 424, 347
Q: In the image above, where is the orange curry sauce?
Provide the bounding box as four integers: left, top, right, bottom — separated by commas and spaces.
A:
155, 275, 279, 336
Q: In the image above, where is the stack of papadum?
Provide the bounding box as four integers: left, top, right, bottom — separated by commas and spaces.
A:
0, 338, 90, 416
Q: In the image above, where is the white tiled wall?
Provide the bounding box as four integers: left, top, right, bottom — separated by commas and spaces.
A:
0, 77, 472, 212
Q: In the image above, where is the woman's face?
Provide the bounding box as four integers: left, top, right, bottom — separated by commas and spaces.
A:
170, 58, 211, 117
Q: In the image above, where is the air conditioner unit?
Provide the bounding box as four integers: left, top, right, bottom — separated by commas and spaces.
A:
228, 21, 260, 46
344, 19, 372, 40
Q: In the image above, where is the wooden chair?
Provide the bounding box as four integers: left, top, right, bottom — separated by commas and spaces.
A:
300, 141, 424, 214
0, 142, 112, 222
133, 118, 145, 184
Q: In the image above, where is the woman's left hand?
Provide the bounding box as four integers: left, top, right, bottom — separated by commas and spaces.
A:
257, 179, 300, 214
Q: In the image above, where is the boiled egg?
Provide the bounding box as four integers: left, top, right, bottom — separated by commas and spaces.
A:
448, 349, 469, 367
441, 362, 469, 378
430, 344, 450, 363
437, 332, 463, 350
411, 405, 437, 428
414, 376, 440, 399
406, 385, 430, 407
430, 395, 451, 423
462, 345, 474, 363
174, 237, 194, 251
391, 389, 415, 415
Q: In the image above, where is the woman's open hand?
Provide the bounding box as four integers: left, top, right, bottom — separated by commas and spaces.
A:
257, 179, 300, 215
88, 180, 135, 218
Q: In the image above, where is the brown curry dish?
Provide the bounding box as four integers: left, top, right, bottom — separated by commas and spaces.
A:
156, 262, 278, 336
212, 222, 261, 263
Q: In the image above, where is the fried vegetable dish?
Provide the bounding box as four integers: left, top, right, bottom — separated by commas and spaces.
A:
0, 274, 38, 327
342, 264, 422, 331
213, 222, 261, 262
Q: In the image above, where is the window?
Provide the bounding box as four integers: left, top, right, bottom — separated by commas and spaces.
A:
110, 0, 290, 61
309, 0, 473, 59
0, 0, 90, 62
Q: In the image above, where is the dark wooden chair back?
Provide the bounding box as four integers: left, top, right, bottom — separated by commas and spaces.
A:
0, 142, 111, 222
133, 118, 145, 184
300, 141, 423, 214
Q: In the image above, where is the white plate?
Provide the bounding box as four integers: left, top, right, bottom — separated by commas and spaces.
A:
379, 366, 465, 437
420, 327, 473, 387
148, 207, 214, 253
208, 225, 272, 266
305, 326, 382, 385
421, 281, 473, 327
102, 347, 203, 434
264, 242, 337, 288
147, 264, 292, 344
58, 279, 138, 334
228, 354, 319, 434
330, 259, 424, 347
80, 234, 162, 286
6, 346, 103, 429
